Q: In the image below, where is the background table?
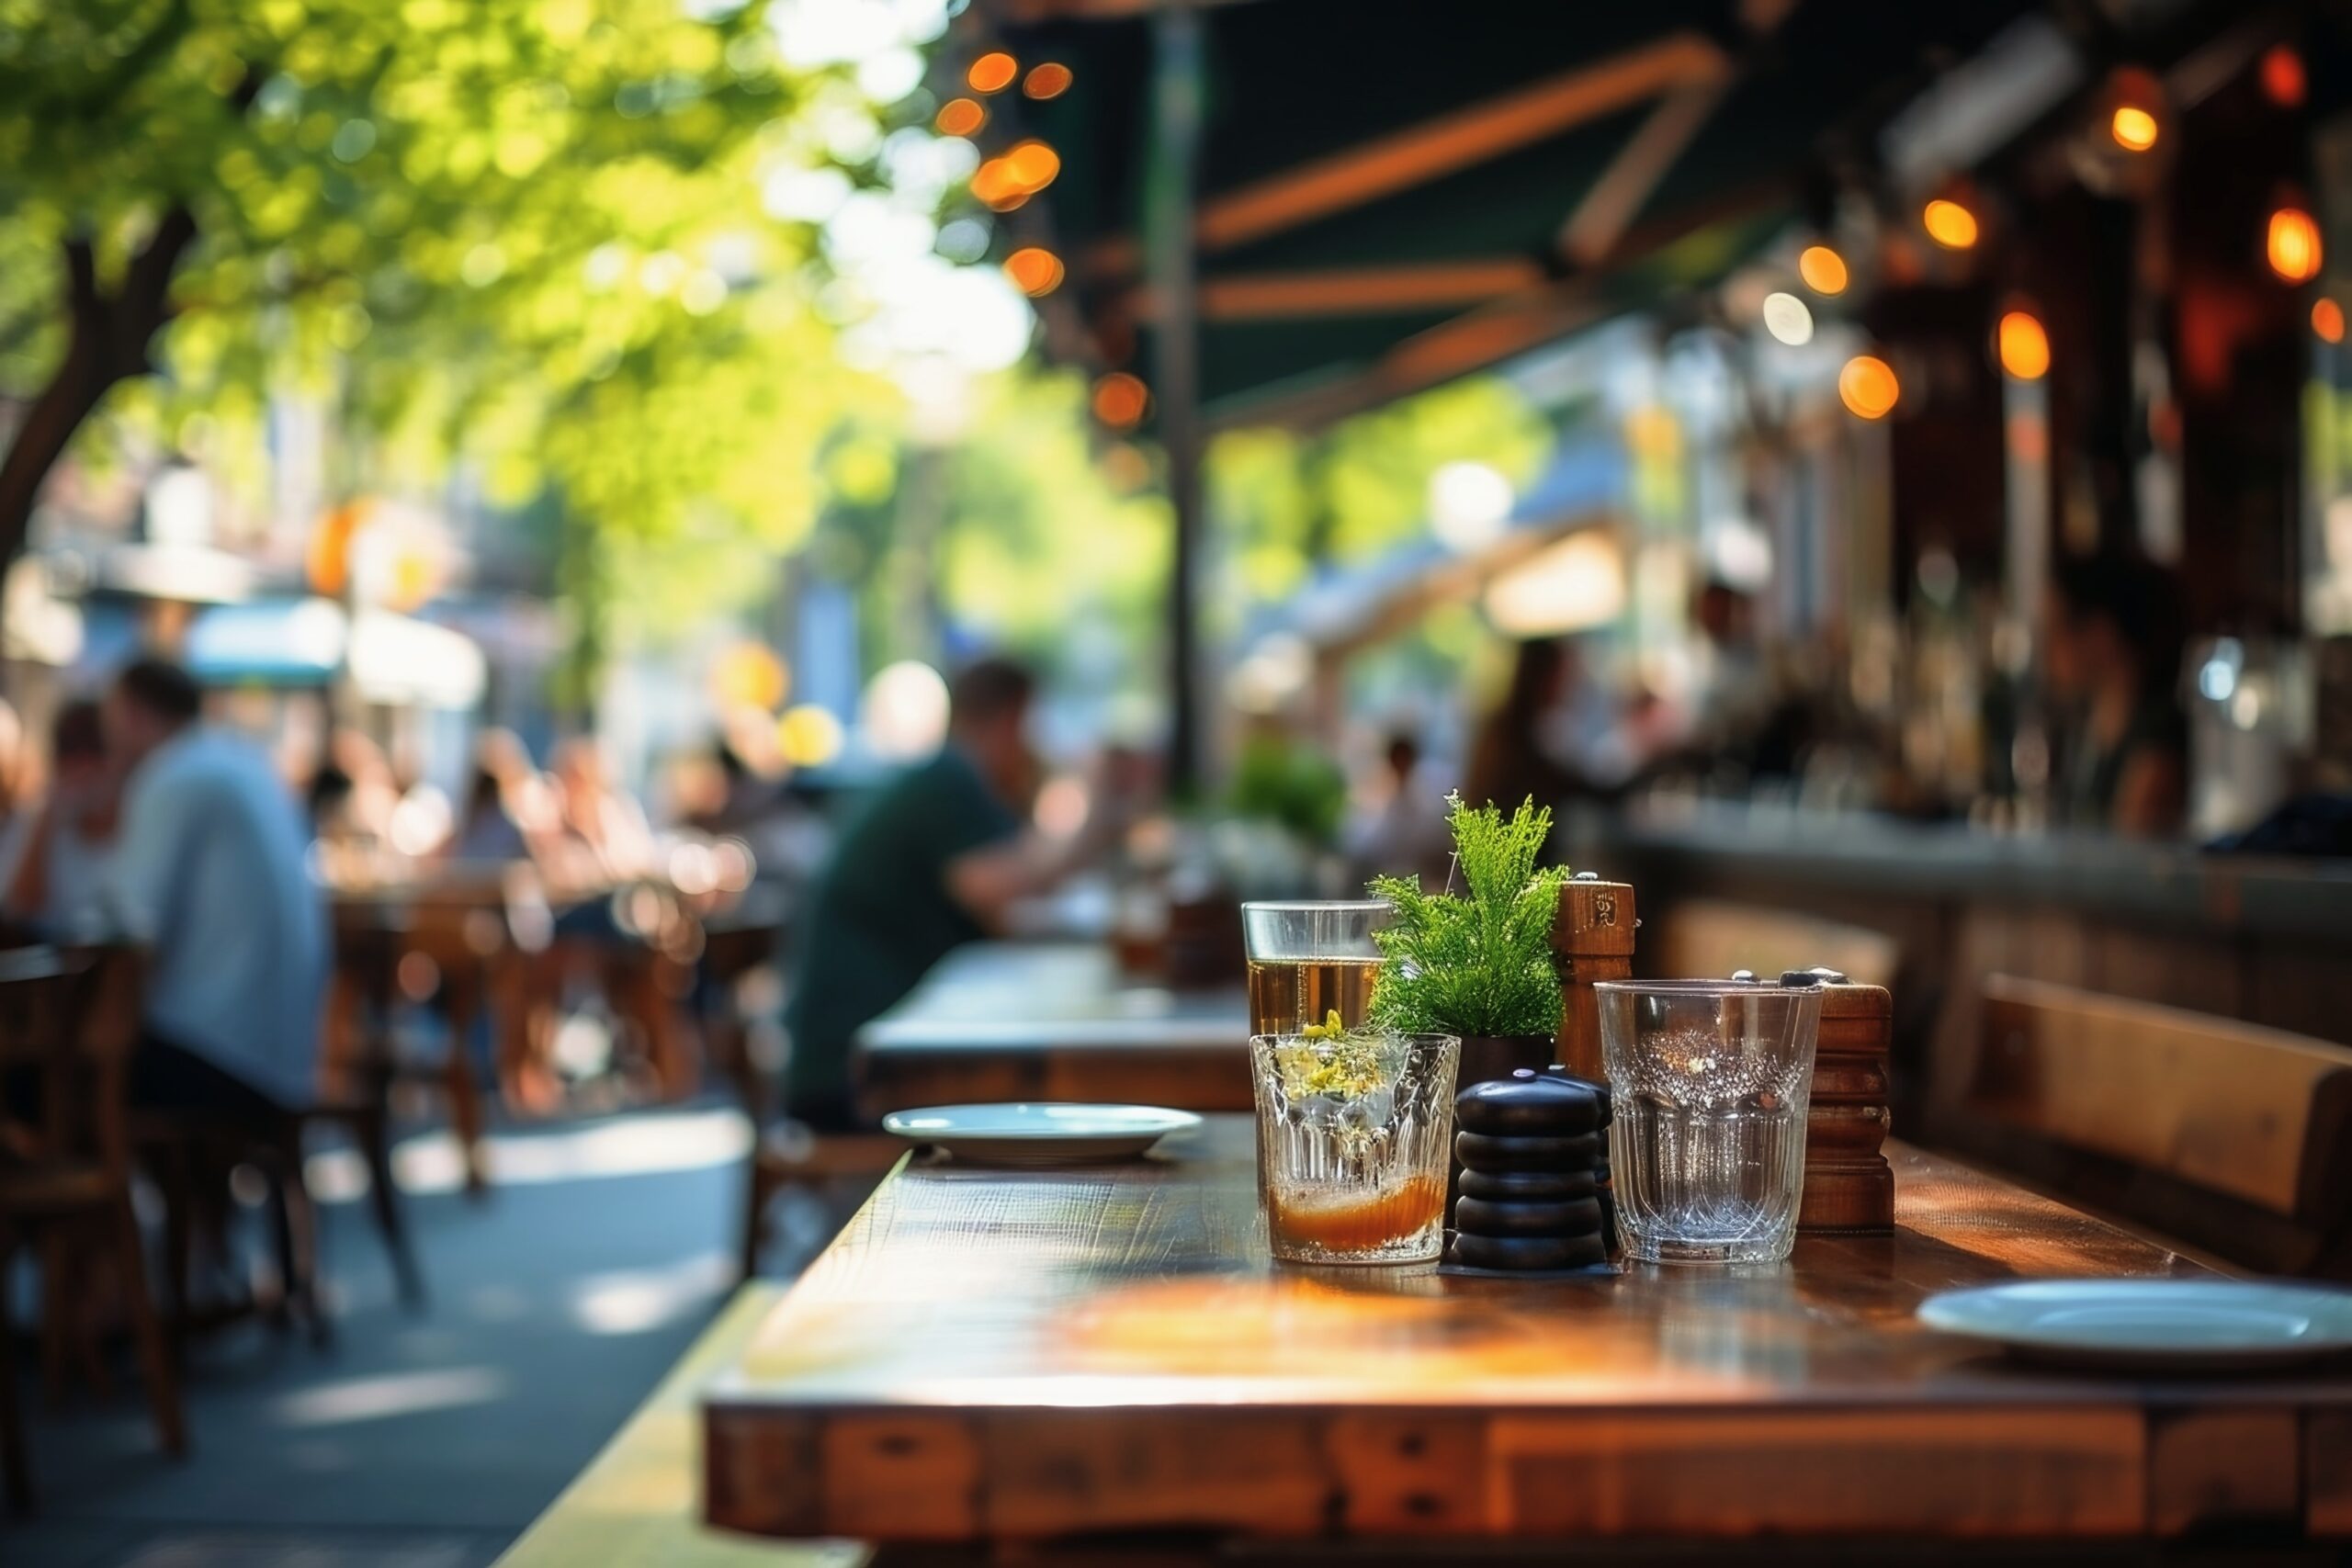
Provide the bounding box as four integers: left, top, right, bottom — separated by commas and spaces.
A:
706, 1117, 2352, 1551
853, 942, 1250, 1118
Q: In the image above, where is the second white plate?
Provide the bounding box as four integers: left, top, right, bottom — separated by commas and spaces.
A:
881, 1102, 1203, 1166
1918, 1279, 2352, 1371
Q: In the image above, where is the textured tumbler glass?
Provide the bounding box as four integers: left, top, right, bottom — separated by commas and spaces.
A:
1250, 1031, 1459, 1264
1240, 899, 1390, 1037
1597, 979, 1824, 1264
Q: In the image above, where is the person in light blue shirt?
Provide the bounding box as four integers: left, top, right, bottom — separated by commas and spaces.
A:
102, 658, 328, 1127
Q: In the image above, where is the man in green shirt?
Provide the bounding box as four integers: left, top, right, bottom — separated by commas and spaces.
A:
782, 658, 1098, 1128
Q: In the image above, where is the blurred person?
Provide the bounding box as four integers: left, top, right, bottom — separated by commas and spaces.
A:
101, 657, 328, 1128
3, 700, 119, 938
2043, 550, 2188, 837
1345, 730, 1455, 886
782, 657, 1124, 1130
549, 736, 657, 886
1464, 638, 1602, 816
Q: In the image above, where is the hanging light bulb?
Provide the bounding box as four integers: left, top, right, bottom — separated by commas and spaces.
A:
2269, 205, 2323, 284
1922, 197, 1978, 250
1997, 310, 2050, 380
1838, 355, 1900, 420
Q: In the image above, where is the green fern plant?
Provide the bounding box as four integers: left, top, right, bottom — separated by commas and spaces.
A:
1367, 794, 1571, 1039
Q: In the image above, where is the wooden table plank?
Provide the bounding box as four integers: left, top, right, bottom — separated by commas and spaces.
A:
705, 1119, 2352, 1546
854, 943, 1250, 1118
498, 1286, 868, 1568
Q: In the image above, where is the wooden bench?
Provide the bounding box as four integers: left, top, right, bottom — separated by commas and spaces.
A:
1970, 974, 2352, 1277
493, 1284, 865, 1567
1654, 897, 1899, 987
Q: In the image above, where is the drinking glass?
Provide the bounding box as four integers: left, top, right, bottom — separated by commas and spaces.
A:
1250, 1031, 1459, 1265
1596, 979, 1824, 1265
1240, 900, 1389, 1037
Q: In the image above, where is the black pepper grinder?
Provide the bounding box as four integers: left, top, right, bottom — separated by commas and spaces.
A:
1447, 1068, 1612, 1272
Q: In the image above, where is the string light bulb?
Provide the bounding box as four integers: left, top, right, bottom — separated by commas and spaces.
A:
1092, 373, 1149, 428
967, 51, 1017, 94
2268, 205, 2324, 284
1002, 247, 1064, 297
1997, 310, 2051, 380
2314, 299, 2345, 344
1838, 355, 1900, 420
1797, 244, 1848, 296
1023, 62, 1072, 99
2109, 106, 2159, 152
1922, 198, 1978, 250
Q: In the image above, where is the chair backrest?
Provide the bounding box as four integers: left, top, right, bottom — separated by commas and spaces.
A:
1654, 897, 1899, 987
1972, 974, 2352, 1247
0, 944, 141, 1175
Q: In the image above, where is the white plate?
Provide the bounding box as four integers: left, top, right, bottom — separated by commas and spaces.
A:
1918, 1280, 2352, 1371
880, 1103, 1204, 1166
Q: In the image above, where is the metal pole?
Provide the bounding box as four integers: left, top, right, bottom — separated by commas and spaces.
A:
1148, 2, 1205, 798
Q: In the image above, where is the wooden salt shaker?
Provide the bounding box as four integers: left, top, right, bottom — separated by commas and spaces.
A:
1792, 966, 1895, 1234
1551, 874, 1634, 1082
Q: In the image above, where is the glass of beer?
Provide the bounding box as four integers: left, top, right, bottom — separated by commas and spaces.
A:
1240, 899, 1389, 1036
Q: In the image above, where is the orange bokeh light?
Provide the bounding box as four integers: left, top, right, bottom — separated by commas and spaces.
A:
2109, 106, 2159, 152
1023, 62, 1073, 99
1003, 140, 1061, 193
1092, 372, 1150, 428
1997, 311, 2051, 380
2314, 299, 2346, 344
2268, 207, 2324, 283
1003, 246, 1065, 297
934, 97, 985, 137
2261, 45, 2306, 108
1797, 244, 1848, 296
968, 51, 1017, 94
1922, 198, 1978, 250
1838, 355, 1900, 420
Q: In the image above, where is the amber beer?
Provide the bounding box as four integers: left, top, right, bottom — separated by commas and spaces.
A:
1245, 955, 1381, 1037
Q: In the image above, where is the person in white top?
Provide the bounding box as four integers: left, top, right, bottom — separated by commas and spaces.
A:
101, 658, 328, 1123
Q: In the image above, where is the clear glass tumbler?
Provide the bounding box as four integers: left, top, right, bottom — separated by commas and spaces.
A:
1250, 1031, 1459, 1265
1240, 900, 1389, 1038
1596, 978, 1824, 1265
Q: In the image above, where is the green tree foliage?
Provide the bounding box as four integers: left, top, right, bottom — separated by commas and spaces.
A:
1206, 375, 1552, 605
1368, 794, 1570, 1039
814, 370, 1169, 694
0, 0, 904, 657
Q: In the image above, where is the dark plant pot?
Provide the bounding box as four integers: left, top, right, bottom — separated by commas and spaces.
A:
1455, 1033, 1558, 1093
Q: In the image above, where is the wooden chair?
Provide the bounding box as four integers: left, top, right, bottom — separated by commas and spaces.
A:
738, 1122, 903, 1281
0, 945, 186, 1512
1969, 975, 2352, 1277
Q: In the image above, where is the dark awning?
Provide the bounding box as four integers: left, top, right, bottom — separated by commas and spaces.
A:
975, 0, 2045, 427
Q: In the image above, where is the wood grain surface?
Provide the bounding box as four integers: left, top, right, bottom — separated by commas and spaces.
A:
853, 944, 1250, 1118
705, 1117, 2352, 1547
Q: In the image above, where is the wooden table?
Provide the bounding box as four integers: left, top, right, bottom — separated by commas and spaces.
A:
853, 942, 1250, 1119
704, 1117, 2352, 1555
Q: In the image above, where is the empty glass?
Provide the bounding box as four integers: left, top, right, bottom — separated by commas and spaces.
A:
1597, 979, 1824, 1265
1240, 899, 1389, 1037
1250, 1031, 1459, 1265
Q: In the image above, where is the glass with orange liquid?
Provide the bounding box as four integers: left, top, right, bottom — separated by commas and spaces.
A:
1250, 1030, 1459, 1264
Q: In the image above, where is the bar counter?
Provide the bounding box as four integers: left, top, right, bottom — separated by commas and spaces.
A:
1567, 800, 2352, 945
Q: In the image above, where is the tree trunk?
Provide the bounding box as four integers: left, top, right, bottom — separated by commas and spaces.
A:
0, 210, 198, 616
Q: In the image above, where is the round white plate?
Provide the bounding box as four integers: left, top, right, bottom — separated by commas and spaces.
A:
1918, 1280, 2352, 1371
880, 1103, 1204, 1166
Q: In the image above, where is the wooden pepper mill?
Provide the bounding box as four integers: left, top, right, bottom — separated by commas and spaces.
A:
1551, 874, 1634, 1083
1792, 965, 1895, 1234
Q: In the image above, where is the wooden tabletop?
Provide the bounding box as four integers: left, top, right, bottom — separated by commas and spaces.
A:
706, 1117, 2352, 1549
853, 942, 1250, 1118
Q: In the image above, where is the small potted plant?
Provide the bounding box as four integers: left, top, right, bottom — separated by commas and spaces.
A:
1366, 794, 1571, 1091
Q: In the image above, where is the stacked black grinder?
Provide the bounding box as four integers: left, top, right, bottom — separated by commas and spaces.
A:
1446, 1067, 1614, 1272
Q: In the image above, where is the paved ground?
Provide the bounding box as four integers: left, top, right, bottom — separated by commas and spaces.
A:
3, 1104, 825, 1568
